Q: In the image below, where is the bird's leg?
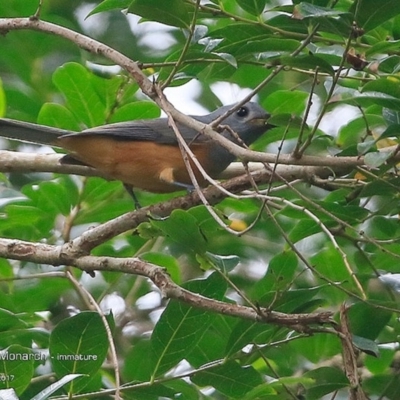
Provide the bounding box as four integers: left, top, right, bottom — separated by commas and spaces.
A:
123, 184, 142, 210
170, 181, 195, 192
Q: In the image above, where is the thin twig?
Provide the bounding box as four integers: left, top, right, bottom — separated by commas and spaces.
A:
161, 0, 201, 88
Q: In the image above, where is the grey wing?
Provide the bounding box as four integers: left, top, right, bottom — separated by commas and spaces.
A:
60, 117, 208, 144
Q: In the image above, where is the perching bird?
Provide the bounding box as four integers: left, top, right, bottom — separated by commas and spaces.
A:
0, 102, 272, 194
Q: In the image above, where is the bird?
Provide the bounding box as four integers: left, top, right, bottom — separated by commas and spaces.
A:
0, 102, 272, 198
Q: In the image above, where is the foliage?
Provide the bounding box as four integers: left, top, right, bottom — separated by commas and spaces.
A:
0, 0, 400, 399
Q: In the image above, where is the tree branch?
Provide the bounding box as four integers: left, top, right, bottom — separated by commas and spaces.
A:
0, 236, 334, 329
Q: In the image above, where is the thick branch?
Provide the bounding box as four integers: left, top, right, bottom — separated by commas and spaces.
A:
337, 305, 368, 400
0, 150, 100, 177
0, 237, 333, 329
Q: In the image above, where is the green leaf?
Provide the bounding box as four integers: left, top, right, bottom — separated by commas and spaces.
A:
264, 90, 309, 115
128, 0, 192, 28
289, 219, 321, 243
123, 339, 154, 382
159, 50, 240, 85
383, 108, 400, 126
361, 78, 400, 99
141, 252, 181, 283
244, 383, 277, 398
263, 287, 322, 313
333, 91, 400, 111
208, 24, 267, 54
364, 151, 393, 168
213, 52, 237, 68
4, 205, 44, 226
20, 178, 78, 221
89, 73, 134, 112
150, 273, 227, 377
205, 252, 240, 272
310, 246, 353, 288
380, 124, 400, 139
370, 217, 400, 240
52, 62, 105, 128
347, 302, 392, 341
366, 40, 400, 57
38, 103, 81, 131
186, 315, 236, 367
351, 0, 400, 32
321, 200, 374, 223
303, 367, 349, 399
236, 0, 266, 16
290, 333, 342, 364
49, 312, 109, 393
31, 374, 84, 400
357, 139, 376, 155
150, 209, 208, 254
294, 2, 349, 19
360, 178, 400, 198
337, 114, 385, 148
191, 360, 263, 398
251, 250, 298, 298
365, 348, 395, 375
164, 379, 206, 400
87, 0, 131, 17
109, 101, 161, 123
352, 335, 379, 357
0, 308, 27, 332
277, 54, 335, 75
245, 38, 301, 55
0, 345, 34, 395
264, 250, 298, 292
377, 55, 400, 74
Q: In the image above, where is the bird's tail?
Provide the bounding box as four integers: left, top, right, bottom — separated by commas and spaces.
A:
0, 119, 72, 146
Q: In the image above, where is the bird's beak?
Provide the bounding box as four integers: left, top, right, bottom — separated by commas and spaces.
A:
251, 113, 275, 129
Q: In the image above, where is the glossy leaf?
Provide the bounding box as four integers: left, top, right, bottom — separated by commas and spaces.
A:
347, 302, 392, 341
351, 0, 400, 32
364, 151, 393, 167
303, 367, 349, 399
150, 209, 208, 254
191, 361, 263, 398
128, 0, 192, 28
334, 92, 400, 110
150, 273, 227, 377
109, 101, 161, 123
208, 24, 268, 54
52, 63, 105, 128
0, 345, 34, 395
278, 54, 335, 75
49, 312, 109, 393
293, 2, 349, 19
38, 103, 81, 131
236, 0, 266, 16
87, 0, 131, 17
264, 90, 309, 115
352, 335, 379, 357
31, 374, 84, 400
288, 219, 321, 243
361, 78, 400, 98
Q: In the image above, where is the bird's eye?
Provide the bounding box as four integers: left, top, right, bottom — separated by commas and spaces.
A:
236, 107, 249, 117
